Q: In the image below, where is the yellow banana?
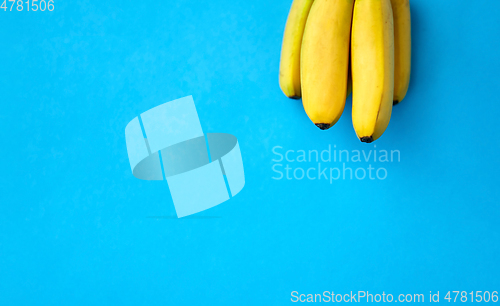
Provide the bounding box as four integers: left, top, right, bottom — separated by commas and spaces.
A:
351, 0, 394, 143
391, 0, 411, 105
279, 0, 315, 99
301, 0, 354, 130
347, 64, 352, 98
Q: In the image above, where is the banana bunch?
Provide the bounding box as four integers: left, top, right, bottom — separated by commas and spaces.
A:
279, 0, 411, 143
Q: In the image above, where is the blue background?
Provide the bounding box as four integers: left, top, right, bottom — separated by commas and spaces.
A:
1, 0, 500, 304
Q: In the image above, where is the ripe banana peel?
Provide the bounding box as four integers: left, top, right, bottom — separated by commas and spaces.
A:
278, 0, 412, 142
301, 0, 354, 130
351, 0, 394, 142
347, 65, 352, 98
279, 0, 315, 99
391, 0, 411, 105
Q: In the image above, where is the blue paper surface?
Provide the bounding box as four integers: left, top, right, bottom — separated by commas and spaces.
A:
1, 0, 500, 304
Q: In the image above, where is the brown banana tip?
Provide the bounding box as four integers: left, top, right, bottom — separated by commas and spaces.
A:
393, 100, 400, 106
360, 136, 374, 143
315, 123, 331, 130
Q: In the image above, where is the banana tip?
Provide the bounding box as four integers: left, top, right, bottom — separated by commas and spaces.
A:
360, 136, 374, 143
315, 123, 331, 130
393, 100, 400, 106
